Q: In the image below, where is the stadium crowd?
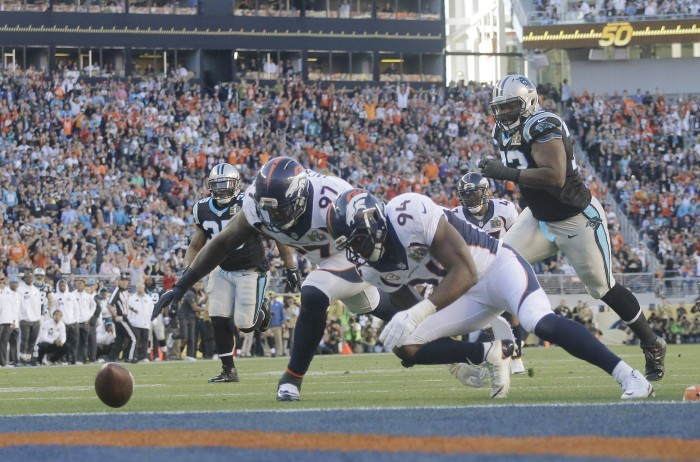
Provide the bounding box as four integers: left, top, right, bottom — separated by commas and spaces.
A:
1, 64, 699, 366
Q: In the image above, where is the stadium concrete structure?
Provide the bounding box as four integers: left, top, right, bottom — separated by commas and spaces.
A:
447, 0, 700, 93
0, 0, 445, 87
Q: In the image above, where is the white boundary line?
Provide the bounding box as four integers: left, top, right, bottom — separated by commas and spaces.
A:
0, 400, 687, 418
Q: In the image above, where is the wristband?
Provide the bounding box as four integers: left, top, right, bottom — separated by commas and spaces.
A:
407, 299, 438, 324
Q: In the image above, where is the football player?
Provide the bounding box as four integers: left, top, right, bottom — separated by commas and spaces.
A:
183, 163, 271, 383
453, 172, 527, 375
480, 74, 666, 382
154, 157, 407, 401
326, 189, 655, 399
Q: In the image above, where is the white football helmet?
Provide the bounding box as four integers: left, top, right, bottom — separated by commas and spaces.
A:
208, 163, 241, 205
491, 75, 539, 133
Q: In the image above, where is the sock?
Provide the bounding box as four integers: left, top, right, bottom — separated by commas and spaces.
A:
407, 337, 484, 366
287, 286, 329, 376
534, 313, 620, 375
211, 316, 236, 369
513, 325, 527, 357
601, 284, 656, 344
612, 361, 633, 383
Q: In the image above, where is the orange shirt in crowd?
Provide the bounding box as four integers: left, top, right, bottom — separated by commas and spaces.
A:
424, 162, 439, 181
8, 243, 27, 263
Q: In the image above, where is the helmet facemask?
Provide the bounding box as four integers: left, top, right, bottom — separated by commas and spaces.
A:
208, 163, 241, 206
209, 177, 240, 205
335, 207, 386, 265
491, 98, 526, 134
458, 185, 488, 214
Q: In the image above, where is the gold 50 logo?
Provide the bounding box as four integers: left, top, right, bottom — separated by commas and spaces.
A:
599, 22, 633, 47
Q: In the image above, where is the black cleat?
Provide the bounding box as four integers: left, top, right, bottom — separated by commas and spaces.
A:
258, 298, 272, 333
208, 367, 240, 383
640, 337, 666, 382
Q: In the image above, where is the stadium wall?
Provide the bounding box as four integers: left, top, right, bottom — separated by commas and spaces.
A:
566, 55, 700, 95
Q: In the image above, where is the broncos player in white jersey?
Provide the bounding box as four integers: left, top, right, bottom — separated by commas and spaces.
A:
183, 163, 271, 383
154, 157, 407, 401
326, 189, 655, 399
481, 74, 665, 382
452, 172, 527, 375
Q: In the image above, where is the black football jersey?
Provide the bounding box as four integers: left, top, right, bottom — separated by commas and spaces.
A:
492, 110, 591, 222
192, 194, 268, 272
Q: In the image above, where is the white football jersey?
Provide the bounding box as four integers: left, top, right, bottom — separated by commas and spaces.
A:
242, 170, 353, 266
358, 193, 502, 293
450, 199, 519, 239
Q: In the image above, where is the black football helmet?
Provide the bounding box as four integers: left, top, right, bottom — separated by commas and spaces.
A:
254, 157, 309, 232
326, 189, 387, 265
457, 172, 489, 213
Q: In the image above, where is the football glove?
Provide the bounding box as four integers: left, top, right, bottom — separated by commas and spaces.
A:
379, 299, 437, 350
478, 158, 521, 183
285, 266, 301, 293
152, 286, 185, 320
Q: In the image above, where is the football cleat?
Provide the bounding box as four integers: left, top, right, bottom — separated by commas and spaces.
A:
276, 371, 303, 401
619, 369, 655, 399
510, 357, 526, 375
483, 340, 514, 399
208, 367, 240, 383
448, 363, 486, 388
640, 337, 666, 382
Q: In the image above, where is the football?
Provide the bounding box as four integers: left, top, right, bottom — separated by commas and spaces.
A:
95, 363, 135, 408
683, 385, 700, 401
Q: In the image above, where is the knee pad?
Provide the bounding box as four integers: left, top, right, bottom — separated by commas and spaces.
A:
341, 290, 377, 315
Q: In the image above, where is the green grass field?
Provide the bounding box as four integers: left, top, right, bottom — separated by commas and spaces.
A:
1, 344, 698, 415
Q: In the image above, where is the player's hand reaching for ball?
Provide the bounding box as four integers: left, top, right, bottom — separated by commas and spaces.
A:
152, 286, 185, 320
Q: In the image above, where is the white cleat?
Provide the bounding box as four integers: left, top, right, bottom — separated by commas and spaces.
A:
277, 383, 301, 401
510, 357, 526, 375
619, 369, 655, 399
448, 363, 487, 388
484, 340, 513, 399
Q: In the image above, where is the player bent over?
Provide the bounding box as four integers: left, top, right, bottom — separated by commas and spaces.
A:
154, 157, 405, 401
326, 189, 654, 399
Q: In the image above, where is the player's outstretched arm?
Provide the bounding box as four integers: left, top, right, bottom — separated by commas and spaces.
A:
152, 213, 256, 319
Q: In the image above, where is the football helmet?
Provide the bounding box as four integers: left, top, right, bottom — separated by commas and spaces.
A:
490, 75, 539, 133
457, 172, 489, 214
254, 157, 309, 232
326, 189, 387, 265
208, 163, 241, 205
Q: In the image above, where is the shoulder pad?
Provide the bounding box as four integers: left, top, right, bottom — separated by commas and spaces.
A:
523, 111, 563, 143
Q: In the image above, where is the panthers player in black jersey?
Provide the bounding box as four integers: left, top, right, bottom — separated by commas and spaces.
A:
184, 163, 271, 383
480, 74, 666, 382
